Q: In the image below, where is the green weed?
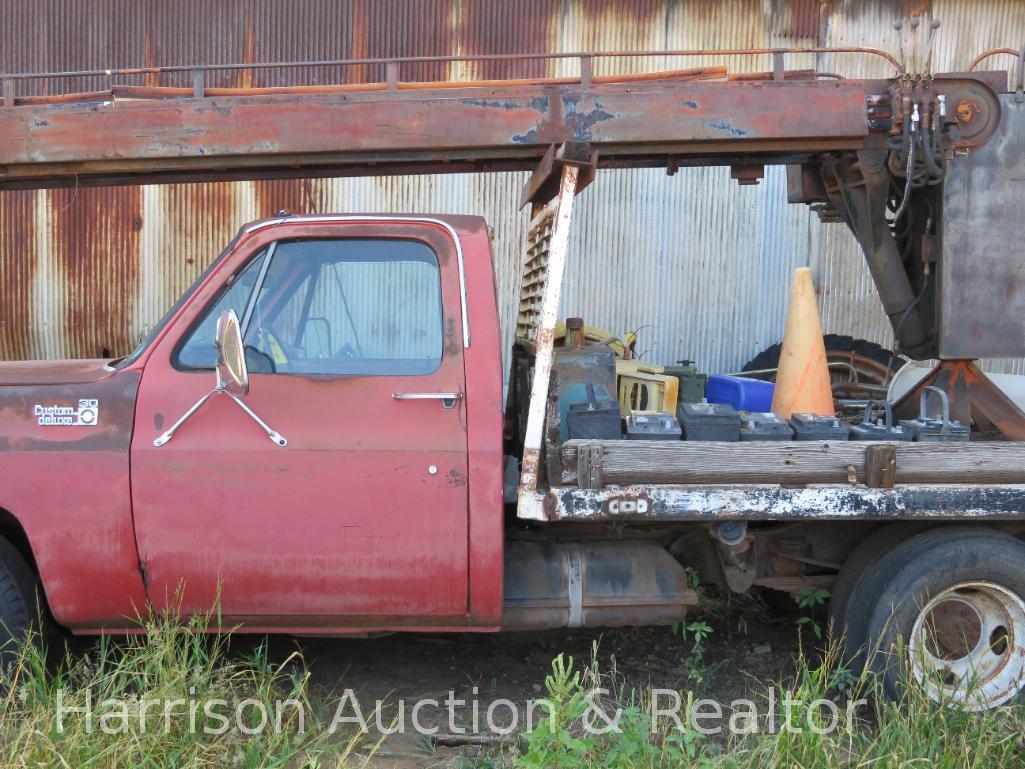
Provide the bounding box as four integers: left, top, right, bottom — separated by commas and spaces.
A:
0, 609, 364, 768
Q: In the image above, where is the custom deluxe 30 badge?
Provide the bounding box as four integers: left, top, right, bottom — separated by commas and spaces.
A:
34, 399, 100, 426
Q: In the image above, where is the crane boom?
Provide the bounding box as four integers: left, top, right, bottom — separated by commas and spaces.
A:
0, 49, 1002, 190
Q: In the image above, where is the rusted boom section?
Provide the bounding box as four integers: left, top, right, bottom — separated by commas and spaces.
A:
0, 47, 915, 188
0, 78, 875, 189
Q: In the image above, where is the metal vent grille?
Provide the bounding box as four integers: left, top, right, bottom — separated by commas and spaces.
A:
515, 201, 558, 342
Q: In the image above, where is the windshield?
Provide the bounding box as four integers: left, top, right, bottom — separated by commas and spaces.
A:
112, 230, 243, 369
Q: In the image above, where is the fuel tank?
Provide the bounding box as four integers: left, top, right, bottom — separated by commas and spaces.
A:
502, 540, 697, 631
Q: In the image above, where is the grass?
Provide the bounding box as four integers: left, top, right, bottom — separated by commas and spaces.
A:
512, 642, 1025, 769
0, 611, 1022, 768
0, 609, 367, 768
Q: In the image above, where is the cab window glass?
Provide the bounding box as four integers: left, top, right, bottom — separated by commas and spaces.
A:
175, 248, 267, 369
243, 239, 443, 376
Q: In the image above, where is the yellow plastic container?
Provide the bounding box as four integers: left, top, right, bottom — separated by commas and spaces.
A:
616, 365, 679, 417
615, 360, 664, 375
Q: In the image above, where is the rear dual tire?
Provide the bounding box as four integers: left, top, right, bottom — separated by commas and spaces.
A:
832, 527, 1025, 709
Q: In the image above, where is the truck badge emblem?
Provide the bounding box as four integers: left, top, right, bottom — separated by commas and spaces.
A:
34, 399, 100, 427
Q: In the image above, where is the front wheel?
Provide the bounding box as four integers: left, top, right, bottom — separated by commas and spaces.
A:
0, 537, 46, 676
865, 529, 1025, 710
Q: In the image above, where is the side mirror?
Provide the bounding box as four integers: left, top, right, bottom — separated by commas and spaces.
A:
154, 308, 286, 448
215, 309, 249, 396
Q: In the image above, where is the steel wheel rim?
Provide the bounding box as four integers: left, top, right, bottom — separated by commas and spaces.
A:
908, 580, 1025, 710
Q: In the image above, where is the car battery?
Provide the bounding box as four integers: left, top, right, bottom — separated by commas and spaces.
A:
677, 402, 740, 441
738, 411, 794, 441
789, 413, 850, 441
849, 400, 911, 441
566, 384, 622, 440
625, 411, 683, 441
898, 386, 971, 442
662, 361, 708, 404
554, 346, 618, 441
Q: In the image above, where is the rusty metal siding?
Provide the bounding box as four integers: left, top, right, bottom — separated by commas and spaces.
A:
50, 187, 143, 359
2, 0, 1025, 380
0, 190, 37, 359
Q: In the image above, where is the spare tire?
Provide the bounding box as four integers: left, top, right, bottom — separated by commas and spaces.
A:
742, 335, 904, 401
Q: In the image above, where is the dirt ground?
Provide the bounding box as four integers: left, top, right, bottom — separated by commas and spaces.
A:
272, 592, 806, 767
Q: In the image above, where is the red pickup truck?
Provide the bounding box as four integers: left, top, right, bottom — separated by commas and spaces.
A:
0, 212, 688, 640
3, 210, 1025, 712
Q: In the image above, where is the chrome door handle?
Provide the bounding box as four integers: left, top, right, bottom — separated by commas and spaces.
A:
392, 392, 464, 410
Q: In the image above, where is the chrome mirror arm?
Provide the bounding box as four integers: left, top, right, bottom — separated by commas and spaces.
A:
222, 390, 288, 447
153, 386, 288, 447
153, 388, 219, 447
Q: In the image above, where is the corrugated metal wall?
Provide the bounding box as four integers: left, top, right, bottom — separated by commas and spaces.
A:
2, 0, 1024, 376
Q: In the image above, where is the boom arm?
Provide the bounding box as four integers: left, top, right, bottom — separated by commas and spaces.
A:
0, 51, 1009, 360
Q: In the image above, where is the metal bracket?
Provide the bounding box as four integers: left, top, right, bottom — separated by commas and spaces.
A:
191, 69, 205, 98
864, 444, 897, 489
579, 55, 593, 86
518, 142, 597, 210
606, 497, 649, 515
772, 49, 785, 81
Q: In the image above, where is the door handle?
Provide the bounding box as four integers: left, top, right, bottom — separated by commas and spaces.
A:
392, 392, 464, 410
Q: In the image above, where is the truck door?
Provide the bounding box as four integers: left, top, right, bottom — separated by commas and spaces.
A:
130, 224, 470, 626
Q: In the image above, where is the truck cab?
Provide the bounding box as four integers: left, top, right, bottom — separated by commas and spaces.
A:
0, 214, 510, 634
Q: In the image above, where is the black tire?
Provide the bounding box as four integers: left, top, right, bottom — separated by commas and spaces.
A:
0, 537, 47, 676
829, 522, 934, 654
742, 334, 903, 381
839, 526, 992, 672
862, 528, 1025, 707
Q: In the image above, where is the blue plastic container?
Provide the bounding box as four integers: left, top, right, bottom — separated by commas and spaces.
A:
705, 374, 775, 412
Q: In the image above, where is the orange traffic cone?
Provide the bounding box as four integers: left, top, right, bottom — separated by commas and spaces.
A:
771, 267, 835, 419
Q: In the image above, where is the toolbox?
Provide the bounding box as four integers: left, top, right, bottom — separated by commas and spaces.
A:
706, 374, 775, 412
554, 346, 618, 441
849, 400, 912, 441
662, 361, 709, 404
626, 412, 683, 441
899, 386, 971, 442
739, 411, 794, 441
677, 402, 741, 441
566, 384, 622, 440
789, 413, 850, 441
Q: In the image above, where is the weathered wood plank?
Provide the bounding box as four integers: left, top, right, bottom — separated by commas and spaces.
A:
560, 439, 1025, 486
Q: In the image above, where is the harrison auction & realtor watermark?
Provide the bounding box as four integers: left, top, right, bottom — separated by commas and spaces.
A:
53, 687, 867, 737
